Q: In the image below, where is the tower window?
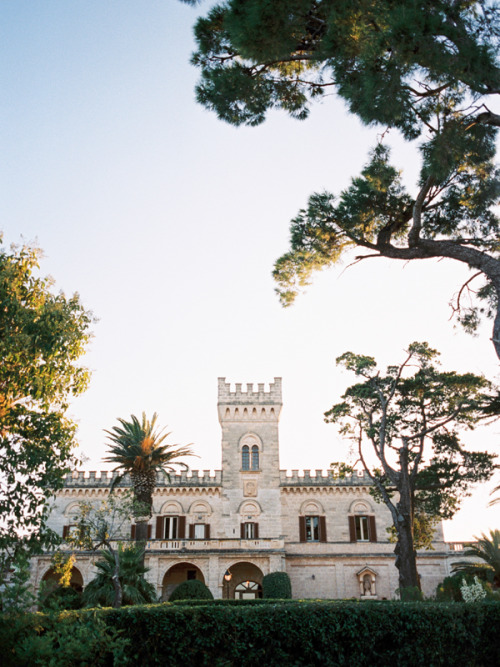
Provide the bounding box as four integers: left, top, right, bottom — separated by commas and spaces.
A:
242, 445, 250, 470
251, 445, 259, 470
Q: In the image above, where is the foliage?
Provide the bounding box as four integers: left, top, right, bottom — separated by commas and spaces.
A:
183, 0, 500, 359
0, 238, 92, 584
168, 579, 214, 602
82, 544, 157, 608
262, 572, 292, 599
4, 601, 500, 666
452, 529, 500, 588
0, 550, 35, 613
63, 495, 139, 608
460, 576, 488, 602
2, 610, 129, 667
39, 586, 82, 612
324, 342, 498, 591
386, 507, 440, 551
490, 482, 500, 506
436, 573, 470, 602
104, 413, 194, 518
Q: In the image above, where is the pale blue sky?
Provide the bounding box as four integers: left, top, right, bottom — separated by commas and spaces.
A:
1, 1, 499, 540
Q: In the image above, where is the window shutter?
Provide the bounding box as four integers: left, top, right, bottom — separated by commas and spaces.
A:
369, 516, 377, 542
205, 524, 210, 539
147, 525, 152, 539
178, 516, 186, 539
156, 516, 164, 540
62, 525, 69, 539
319, 516, 327, 542
189, 524, 195, 539
131, 524, 136, 539
254, 523, 259, 539
348, 516, 356, 542
299, 516, 306, 542
240, 523, 245, 539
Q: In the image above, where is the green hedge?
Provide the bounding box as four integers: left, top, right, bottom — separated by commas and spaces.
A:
262, 572, 292, 599
3, 601, 500, 666
168, 580, 214, 602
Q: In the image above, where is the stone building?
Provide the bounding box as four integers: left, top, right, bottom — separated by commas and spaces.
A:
31, 378, 464, 600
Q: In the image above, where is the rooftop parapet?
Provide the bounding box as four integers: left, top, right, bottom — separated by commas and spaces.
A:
280, 469, 373, 487
63, 470, 222, 488
217, 377, 282, 405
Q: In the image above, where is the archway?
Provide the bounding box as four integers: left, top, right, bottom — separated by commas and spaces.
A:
41, 565, 84, 593
222, 561, 263, 600
162, 562, 205, 601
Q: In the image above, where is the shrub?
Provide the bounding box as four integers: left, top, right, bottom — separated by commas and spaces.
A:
3, 601, 500, 666
168, 580, 213, 602
39, 586, 82, 612
262, 572, 292, 599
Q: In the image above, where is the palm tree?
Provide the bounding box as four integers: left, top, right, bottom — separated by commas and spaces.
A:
489, 483, 500, 507
104, 413, 194, 544
451, 529, 500, 589
82, 544, 157, 608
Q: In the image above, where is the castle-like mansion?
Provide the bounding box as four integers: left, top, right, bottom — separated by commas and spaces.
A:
31, 378, 465, 600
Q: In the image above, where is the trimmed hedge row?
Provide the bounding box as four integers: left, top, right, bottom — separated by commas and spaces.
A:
3, 601, 500, 667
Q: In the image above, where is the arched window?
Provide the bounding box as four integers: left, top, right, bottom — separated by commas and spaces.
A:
251, 445, 259, 470
242, 445, 250, 470
234, 580, 262, 600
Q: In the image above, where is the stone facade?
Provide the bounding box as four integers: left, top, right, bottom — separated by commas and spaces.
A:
31, 378, 465, 600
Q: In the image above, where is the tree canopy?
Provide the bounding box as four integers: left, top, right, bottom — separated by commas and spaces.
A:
0, 239, 92, 576
104, 412, 194, 546
183, 0, 500, 358
324, 341, 498, 590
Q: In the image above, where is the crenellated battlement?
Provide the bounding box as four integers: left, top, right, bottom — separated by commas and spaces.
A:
61, 468, 370, 489
63, 470, 222, 489
217, 377, 282, 405
279, 469, 373, 487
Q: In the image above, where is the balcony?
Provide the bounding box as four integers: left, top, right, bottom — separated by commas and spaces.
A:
145, 538, 285, 552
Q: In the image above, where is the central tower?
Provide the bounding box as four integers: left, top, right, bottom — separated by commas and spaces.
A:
217, 378, 283, 538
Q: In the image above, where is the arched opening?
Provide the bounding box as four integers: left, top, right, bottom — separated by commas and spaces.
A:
235, 580, 262, 600
42, 565, 84, 593
162, 562, 205, 601
222, 561, 263, 600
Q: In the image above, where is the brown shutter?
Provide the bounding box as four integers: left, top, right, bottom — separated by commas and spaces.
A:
147, 525, 152, 539
254, 523, 259, 539
349, 516, 356, 542
319, 516, 327, 542
299, 516, 306, 542
62, 525, 69, 539
240, 523, 245, 539
131, 524, 136, 539
205, 524, 210, 539
189, 524, 195, 539
369, 516, 377, 542
178, 516, 186, 539
156, 516, 164, 540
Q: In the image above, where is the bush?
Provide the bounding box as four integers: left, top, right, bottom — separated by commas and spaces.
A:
168, 580, 213, 602
262, 572, 292, 599
436, 573, 491, 602
3, 601, 500, 666
39, 586, 82, 612
0, 610, 129, 667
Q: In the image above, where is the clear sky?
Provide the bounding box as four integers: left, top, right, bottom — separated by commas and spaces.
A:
1, 0, 499, 541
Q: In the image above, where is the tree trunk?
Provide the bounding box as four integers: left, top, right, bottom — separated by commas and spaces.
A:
135, 520, 149, 543
109, 546, 122, 609
394, 447, 420, 596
